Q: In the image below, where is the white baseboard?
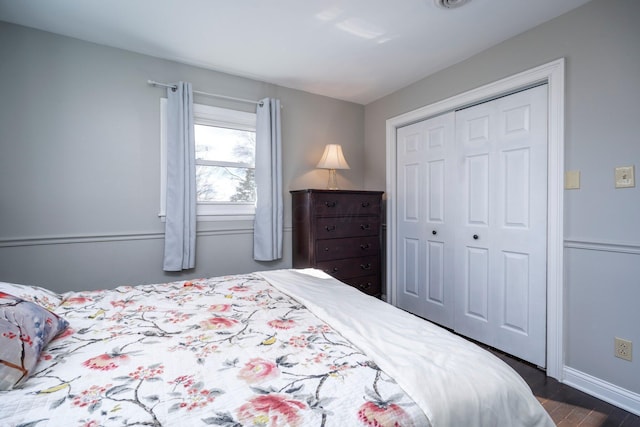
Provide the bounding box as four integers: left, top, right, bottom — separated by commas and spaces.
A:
563, 366, 640, 416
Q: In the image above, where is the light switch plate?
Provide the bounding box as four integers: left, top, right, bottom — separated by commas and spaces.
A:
565, 170, 580, 189
615, 166, 635, 188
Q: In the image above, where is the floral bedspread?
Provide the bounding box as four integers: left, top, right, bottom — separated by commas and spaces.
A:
0, 273, 428, 426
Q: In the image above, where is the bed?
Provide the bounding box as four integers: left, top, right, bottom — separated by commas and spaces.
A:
1, 269, 554, 426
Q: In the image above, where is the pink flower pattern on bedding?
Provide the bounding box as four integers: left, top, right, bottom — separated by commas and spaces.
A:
0, 273, 428, 426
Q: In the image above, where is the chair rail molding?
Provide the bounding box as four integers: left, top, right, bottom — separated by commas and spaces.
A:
0, 227, 293, 248
565, 239, 640, 255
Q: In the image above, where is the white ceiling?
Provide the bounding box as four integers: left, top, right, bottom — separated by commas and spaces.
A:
0, 0, 591, 105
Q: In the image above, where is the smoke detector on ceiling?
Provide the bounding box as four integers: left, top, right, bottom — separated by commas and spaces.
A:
434, 0, 471, 9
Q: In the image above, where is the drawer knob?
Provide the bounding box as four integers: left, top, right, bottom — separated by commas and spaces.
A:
325, 225, 336, 231
323, 247, 329, 251
332, 267, 339, 273
360, 224, 371, 230
359, 282, 372, 290
360, 263, 372, 270
325, 201, 336, 207
360, 243, 371, 250
361, 201, 370, 207
473, 234, 479, 240
432, 230, 437, 235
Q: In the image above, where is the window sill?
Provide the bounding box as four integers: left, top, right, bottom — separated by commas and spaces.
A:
158, 214, 255, 222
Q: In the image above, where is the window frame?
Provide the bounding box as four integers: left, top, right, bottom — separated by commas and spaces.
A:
160, 99, 257, 222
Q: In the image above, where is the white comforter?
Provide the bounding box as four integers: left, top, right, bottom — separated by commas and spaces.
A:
259, 269, 555, 427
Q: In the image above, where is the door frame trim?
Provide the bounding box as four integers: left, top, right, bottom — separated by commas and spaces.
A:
385, 58, 565, 380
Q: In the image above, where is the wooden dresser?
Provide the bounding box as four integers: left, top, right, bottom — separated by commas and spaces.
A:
291, 189, 384, 297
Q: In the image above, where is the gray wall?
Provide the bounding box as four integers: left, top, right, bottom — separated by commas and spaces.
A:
365, 0, 640, 404
0, 21, 365, 292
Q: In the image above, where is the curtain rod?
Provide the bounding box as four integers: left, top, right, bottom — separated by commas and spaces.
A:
147, 80, 262, 106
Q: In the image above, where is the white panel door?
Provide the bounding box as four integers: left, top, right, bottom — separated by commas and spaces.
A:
454, 85, 548, 367
396, 112, 456, 328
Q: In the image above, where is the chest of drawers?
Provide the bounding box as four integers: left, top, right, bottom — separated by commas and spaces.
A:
291, 189, 384, 297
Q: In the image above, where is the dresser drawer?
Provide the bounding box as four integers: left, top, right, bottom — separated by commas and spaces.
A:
344, 275, 381, 297
316, 256, 379, 280
313, 193, 382, 217
315, 236, 380, 262
315, 217, 380, 239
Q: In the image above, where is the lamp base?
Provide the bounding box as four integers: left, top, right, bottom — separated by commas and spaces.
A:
326, 169, 339, 190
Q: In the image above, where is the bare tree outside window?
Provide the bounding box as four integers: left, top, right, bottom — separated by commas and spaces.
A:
194, 125, 256, 203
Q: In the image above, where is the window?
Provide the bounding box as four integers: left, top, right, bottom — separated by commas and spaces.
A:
160, 100, 257, 221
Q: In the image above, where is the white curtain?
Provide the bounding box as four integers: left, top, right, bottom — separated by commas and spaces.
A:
254, 98, 283, 261
163, 82, 196, 271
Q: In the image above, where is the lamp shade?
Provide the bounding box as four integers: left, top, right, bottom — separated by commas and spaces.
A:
316, 144, 350, 170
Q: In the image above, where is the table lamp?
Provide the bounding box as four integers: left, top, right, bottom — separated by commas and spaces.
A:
316, 144, 350, 190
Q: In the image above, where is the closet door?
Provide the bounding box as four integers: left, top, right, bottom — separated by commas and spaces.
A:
396, 112, 456, 328
453, 85, 548, 367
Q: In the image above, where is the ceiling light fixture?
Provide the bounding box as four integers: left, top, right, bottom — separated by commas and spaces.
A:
434, 0, 471, 9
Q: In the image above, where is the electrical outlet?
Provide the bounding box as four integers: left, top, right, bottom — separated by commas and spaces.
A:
614, 337, 632, 361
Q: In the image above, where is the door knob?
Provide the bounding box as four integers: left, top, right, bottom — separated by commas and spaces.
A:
473, 234, 479, 240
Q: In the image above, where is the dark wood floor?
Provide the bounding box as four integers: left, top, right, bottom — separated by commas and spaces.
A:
489, 349, 640, 426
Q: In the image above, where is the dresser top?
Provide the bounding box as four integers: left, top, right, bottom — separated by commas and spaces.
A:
290, 189, 384, 195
